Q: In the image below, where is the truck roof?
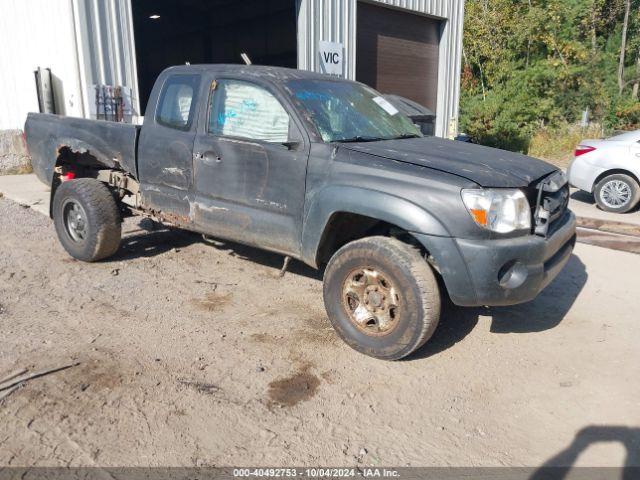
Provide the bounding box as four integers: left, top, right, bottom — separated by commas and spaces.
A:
162, 64, 346, 83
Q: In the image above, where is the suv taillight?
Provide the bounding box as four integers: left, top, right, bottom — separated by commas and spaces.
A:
575, 145, 596, 157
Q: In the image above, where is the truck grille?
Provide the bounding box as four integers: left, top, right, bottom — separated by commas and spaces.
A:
525, 171, 570, 236
542, 184, 570, 223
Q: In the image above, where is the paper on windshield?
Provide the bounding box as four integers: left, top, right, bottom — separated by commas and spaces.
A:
372, 96, 399, 116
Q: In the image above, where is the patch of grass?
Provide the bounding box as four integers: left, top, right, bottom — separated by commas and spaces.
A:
528, 123, 606, 169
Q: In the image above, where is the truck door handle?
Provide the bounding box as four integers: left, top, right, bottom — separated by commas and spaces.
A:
204, 151, 222, 164
194, 151, 221, 163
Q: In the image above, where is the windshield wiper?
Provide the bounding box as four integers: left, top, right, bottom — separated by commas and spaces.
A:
334, 136, 385, 143
392, 133, 422, 140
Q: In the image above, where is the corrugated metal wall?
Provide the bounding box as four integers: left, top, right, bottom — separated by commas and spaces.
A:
373, 0, 452, 17
0, 0, 83, 130
1, 0, 462, 135
297, 0, 465, 137
72, 0, 140, 118
297, 0, 357, 79
0, 0, 139, 130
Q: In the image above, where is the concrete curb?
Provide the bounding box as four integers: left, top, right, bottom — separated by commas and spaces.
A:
0, 173, 50, 215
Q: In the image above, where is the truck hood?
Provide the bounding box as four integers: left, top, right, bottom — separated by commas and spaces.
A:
342, 136, 557, 187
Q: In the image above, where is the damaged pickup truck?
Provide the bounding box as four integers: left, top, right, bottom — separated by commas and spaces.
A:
25, 65, 576, 360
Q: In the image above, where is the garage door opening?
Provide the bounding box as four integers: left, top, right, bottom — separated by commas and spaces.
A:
356, 2, 440, 112
132, 0, 298, 114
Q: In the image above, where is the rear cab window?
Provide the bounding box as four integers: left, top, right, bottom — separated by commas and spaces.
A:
156, 74, 201, 131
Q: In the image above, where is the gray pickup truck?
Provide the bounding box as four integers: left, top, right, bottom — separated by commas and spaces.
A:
25, 65, 576, 360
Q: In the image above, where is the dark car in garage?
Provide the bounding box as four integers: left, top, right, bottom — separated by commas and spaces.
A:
383, 94, 436, 136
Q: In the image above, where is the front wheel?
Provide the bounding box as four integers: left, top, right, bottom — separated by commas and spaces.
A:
594, 174, 640, 213
53, 178, 122, 262
323, 236, 441, 360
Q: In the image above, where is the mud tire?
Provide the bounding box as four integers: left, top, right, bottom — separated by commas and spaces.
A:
53, 179, 122, 262
323, 236, 441, 360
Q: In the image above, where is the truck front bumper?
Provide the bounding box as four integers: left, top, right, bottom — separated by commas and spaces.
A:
414, 211, 577, 307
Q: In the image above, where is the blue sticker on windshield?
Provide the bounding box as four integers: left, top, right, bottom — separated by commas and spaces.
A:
296, 91, 330, 102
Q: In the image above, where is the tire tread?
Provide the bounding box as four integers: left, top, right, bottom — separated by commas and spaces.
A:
53, 178, 121, 262
324, 235, 441, 360
594, 173, 640, 213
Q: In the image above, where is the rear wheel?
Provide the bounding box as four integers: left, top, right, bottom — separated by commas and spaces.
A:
594, 174, 640, 213
323, 236, 441, 360
53, 179, 122, 262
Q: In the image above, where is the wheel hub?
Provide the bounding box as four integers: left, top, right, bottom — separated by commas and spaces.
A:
366, 289, 384, 308
342, 268, 400, 336
63, 200, 88, 243
601, 180, 631, 208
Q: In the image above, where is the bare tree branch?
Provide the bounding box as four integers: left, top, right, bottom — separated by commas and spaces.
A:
619, 0, 631, 94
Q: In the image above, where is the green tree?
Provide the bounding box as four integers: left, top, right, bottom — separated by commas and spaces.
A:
460, 0, 640, 152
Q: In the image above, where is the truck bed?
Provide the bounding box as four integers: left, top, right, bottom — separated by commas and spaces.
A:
25, 113, 140, 185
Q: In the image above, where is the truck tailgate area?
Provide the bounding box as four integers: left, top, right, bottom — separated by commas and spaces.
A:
25, 113, 140, 184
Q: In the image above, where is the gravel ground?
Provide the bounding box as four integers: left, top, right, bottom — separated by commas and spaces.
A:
0, 197, 639, 468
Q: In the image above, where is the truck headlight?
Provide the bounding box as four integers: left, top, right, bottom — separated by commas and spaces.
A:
461, 188, 531, 233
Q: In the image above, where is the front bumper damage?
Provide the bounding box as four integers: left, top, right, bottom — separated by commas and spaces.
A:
414, 210, 577, 307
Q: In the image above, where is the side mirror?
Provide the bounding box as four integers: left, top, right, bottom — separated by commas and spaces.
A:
281, 140, 300, 150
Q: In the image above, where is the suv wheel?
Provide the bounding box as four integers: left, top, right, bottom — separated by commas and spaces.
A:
53, 178, 122, 262
323, 236, 441, 360
594, 174, 640, 213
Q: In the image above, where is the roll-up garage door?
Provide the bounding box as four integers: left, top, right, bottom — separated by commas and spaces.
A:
356, 2, 440, 112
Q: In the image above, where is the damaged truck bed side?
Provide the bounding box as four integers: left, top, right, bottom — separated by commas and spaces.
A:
25, 65, 577, 360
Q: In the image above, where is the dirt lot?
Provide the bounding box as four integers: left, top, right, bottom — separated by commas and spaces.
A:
0, 197, 639, 468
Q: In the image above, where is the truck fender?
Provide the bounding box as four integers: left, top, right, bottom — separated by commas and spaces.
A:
45, 138, 121, 217
301, 185, 451, 267
54, 138, 121, 171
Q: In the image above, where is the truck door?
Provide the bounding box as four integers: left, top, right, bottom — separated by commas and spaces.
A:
192, 77, 309, 256
137, 73, 201, 225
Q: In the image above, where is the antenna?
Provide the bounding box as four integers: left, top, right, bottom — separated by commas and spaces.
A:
240, 53, 252, 65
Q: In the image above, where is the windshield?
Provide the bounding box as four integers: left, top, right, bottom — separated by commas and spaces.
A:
286, 79, 422, 143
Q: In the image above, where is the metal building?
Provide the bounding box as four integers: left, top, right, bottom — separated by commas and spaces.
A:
0, 0, 464, 138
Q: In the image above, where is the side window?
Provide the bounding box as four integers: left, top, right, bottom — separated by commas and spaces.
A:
156, 74, 200, 130
209, 80, 290, 143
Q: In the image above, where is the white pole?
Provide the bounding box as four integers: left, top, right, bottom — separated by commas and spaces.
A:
71, 0, 90, 118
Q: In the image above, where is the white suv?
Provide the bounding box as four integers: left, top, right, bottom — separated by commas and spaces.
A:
568, 130, 640, 213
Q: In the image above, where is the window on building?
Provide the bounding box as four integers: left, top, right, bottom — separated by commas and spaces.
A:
156, 75, 200, 130
209, 80, 290, 143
